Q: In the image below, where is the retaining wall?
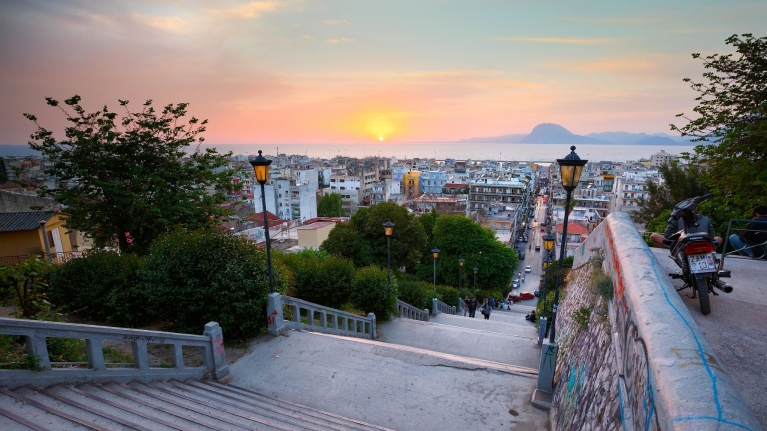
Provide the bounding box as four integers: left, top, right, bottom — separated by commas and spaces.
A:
551, 212, 760, 430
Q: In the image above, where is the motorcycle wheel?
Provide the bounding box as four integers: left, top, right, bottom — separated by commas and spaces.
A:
693, 277, 711, 315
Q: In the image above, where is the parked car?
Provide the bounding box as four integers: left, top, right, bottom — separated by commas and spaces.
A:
508, 294, 521, 303
519, 292, 535, 300
525, 265, 532, 273
535, 245, 541, 251
512, 279, 520, 288
519, 251, 525, 259
540, 227, 545, 232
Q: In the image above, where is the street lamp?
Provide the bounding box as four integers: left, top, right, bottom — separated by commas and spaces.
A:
250, 150, 274, 294
383, 220, 395, 286
473, 267, 478, 293
432, 248, 440, 298
549, 146, 587, 343
458, 258, 465, 290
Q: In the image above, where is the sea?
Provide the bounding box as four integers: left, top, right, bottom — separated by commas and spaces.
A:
1, 142, 698, 163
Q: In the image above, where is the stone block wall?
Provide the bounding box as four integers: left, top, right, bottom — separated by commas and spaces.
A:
550, 260, 622, 431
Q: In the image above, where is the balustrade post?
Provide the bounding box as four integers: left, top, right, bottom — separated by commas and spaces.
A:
432, 298, 439, 316
424, 309, 430, 321
204, 322, 229, 379
25, 335, 51, 370
85, 337, 105, 371
131, 340, 149, 371
368, 313, 376, 339
267, 293, 285, 336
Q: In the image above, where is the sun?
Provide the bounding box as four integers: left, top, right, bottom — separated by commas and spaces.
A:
378, 136, 384, 141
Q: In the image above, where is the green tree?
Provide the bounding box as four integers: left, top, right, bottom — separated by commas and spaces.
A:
321, 202, 427, 271
417, 215, 517, 292
536, 256, 574, 322
634, 161, 708, 225
671, 33, 767, 221
24, 96, 237, 254
317, 193, 345, 217
0, 257, 56, 319
279, 249, 355, 309
143, 228, 284, 340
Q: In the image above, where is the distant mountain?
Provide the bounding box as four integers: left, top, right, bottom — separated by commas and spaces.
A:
632, 136, 688, 146
587, 131, 694, 145
520, 123, 607, 145
0, 145, 40, 157
454, 133, 527, 143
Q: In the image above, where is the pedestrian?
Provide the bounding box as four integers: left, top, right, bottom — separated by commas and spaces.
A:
489, 297, 495, 309
468, 297, 478, 318
480, 298, 492, 320
728, 205, 767, 258
463, 296, 470, 316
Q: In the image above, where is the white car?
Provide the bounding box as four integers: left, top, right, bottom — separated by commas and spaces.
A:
525, 265, 532, 273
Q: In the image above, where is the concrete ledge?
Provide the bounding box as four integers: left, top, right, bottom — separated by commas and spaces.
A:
571, 213, 761, 430
531, 389, 553, 410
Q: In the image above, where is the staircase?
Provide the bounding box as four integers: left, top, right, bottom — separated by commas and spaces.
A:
0, 379, 392, 431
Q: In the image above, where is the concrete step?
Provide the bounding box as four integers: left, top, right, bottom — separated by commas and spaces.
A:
226, 330, 550, 431
0, 379, 398, 431
378, 317, 541, 369
429, 312, 538, 336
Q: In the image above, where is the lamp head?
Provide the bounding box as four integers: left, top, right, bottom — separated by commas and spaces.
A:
543, 232, 555, 251
432, 248, 440, 259
473, 267, 478, 274
458, 258, 465, 267
249, 150, 272, 185
383, 219, 394, 237
557, 146, 588, 192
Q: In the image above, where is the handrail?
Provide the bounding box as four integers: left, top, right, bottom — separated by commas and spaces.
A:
434, 299, 456, 315
267, 294, 376, 340
395, 299, 429, 321
0, 318, 228, 389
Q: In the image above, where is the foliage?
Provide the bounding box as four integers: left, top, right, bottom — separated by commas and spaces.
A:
0, 335, 36, 370
143, 228, 284, 340
24, 96, 237, 254
322, 202, 427, 271
317, 193, 345, 217
573, 307, 592, 327
0, 257, 56, 319
396, 278, 432, 311
350, 266, 398, 321
435, 285, 460, 309
279, 250, 355, 309
416, 215, 517, 292
536, 256, 574, 322
671, 34, 767, 226
47, 251, 148, 326
634, 162, 708, 225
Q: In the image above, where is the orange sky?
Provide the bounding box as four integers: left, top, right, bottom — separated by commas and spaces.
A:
1, 1, 765, 144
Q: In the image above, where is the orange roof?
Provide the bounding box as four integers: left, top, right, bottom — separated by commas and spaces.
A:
555, 222, 589, 235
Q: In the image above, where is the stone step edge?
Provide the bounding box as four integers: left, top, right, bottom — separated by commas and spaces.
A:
300, 330, 539, 377
407, 315, 537, 335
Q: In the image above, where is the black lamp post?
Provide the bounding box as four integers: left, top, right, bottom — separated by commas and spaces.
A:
250, 150, 274, 294
473, 267, 478, 293
549, 146, 587, 343
432, 248, 440, 298
383, 220, 394, 286
458, 258, 465, 290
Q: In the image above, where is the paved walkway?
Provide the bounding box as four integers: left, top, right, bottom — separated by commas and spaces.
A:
227, 330, 550, 431
651, 248, 767, 429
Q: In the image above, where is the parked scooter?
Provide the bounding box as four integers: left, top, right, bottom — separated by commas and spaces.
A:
663, 193, 732, 315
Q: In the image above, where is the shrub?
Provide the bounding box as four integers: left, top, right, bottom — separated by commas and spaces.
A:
592, 274, 614, 300
48, 251, 147, 326
436, 285, 459, 309
279, 250, 355, 309
350, 266, 397, 321
397, 279, 431, 310
0, 257, 56, 320
143, 229, 284, 340
573, 307, 592, 327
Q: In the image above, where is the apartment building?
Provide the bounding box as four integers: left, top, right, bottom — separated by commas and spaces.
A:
468, 178, 528, 211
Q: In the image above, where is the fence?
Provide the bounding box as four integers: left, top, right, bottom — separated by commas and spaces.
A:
720, 218, 767, 267
267, 294, 376, 340
0, 251, 84, 266
396, 299, 429, 321
0, 319, 228, 389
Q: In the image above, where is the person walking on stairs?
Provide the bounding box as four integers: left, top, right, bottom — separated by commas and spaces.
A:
480, 298, 492, 320
463, 296, 470, 316
468, 297, 478, 318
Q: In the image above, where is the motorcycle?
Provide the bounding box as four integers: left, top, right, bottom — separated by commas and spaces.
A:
663, 193, 732, 315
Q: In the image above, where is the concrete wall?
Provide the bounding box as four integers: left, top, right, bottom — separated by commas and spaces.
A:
0, 191, 57, 212
553, 212, 761, 430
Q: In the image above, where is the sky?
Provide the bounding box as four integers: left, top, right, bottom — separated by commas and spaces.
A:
1, 0, 765, 144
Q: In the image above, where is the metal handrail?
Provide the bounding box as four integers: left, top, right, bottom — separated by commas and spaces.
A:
720, 218, 767, 269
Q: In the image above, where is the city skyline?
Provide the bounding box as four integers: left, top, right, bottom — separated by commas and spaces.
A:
1, 1, 765, 145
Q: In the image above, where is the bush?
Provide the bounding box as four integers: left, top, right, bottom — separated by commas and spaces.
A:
0, 257, 56, 320
143, 229, 284, 340
436, 285, 459, 309
397, 279, 431, 310
350, 266, 397, 321
281, 251, 355, 309
48, 251, 147, 326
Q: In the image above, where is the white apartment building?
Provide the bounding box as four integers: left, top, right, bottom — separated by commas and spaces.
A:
612, 174, 650, 214
468, 178, 529, 211
650, 150, 677, 167
253, 177, 317, 222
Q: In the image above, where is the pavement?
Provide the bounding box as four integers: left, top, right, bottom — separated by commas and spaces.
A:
227, 330, 550, 431
651, 248, 767, 429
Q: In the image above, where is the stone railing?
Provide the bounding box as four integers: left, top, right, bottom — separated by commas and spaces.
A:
562, 212, 760, 430
432, 298, 457, 316
396, 299, 429, 321
267, 293, 376, 340
0, 319, 228, 389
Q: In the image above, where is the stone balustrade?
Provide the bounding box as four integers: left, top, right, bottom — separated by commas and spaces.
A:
267, 293, 376, 340
0, 319, 228, 389
396, 299, 429, 321
432, 298, 457, 316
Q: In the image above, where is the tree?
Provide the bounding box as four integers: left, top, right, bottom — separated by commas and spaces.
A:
417, 215, 517, 292
24, 96, 236, 254
279, 249, 355, 309
634, 161, 708, 225
671, 33, 767, 220
321, 202, 427, 271
317, 193, 345, 217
